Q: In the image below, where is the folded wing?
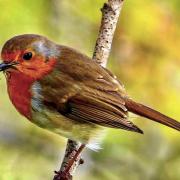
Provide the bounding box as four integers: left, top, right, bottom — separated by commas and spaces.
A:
39, 46, 143, 134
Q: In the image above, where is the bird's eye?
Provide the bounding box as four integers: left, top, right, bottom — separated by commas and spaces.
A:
23, 52, 33, 60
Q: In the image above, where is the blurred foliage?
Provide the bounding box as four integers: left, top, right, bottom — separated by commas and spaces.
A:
0, 0, 180, 180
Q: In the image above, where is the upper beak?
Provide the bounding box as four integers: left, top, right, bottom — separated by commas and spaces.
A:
0, 61, 18, 71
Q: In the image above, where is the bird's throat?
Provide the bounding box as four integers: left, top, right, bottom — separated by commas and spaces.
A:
7, 71, 34, 119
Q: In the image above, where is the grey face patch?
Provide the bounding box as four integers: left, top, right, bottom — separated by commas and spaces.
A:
32, 40, 59, 62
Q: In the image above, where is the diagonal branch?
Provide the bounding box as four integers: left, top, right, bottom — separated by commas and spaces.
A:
53, 0, 124, 179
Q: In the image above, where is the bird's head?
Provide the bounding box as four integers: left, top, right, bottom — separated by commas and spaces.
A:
0, 34, 58, 80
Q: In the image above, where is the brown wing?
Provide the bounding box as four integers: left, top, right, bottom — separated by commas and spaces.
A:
39, 46, 143, 134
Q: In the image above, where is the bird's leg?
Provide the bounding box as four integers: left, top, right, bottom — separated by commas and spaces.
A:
54, 144, 85, 180
63, 144, 85, 173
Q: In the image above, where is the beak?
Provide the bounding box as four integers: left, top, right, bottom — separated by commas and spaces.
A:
0, 61, 19, 72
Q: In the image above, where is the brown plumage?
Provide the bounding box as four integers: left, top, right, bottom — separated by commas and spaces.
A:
0, 34, 180, 149
38, 44, 180, 134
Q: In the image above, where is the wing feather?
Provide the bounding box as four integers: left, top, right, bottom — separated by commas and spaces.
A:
39, 46, 143, 134
67, 96, 143, 133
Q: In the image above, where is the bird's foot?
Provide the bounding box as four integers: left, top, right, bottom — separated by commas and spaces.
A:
53, 170, 72, 180
53, 144, 85, 180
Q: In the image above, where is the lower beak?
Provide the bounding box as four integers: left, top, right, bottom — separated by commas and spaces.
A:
0, 62, 18, 71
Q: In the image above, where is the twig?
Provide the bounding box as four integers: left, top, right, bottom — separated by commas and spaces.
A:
93, 0, 124, 67
53, 0, 124, 179
54, 140, 81, 180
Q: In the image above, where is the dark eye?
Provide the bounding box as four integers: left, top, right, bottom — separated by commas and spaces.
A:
23, 52, 33, 60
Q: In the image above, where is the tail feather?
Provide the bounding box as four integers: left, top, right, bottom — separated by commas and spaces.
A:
125, 99, 180, 131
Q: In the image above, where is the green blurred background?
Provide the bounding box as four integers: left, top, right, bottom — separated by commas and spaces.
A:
0, 0, 180, 179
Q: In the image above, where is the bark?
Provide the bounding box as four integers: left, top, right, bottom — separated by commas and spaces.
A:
93, 0, 124, 67
53, 0, 124, 179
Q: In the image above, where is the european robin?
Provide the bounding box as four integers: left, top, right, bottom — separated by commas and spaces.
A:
0, 34, 180, 152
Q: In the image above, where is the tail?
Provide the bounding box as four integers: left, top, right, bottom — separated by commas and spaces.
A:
125, 99, 180, 131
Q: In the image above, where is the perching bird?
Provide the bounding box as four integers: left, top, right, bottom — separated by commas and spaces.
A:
0, 34, 180, 151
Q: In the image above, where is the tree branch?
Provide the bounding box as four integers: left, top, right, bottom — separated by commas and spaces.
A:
53, 0, 124, 179
93, 0, 124, 67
